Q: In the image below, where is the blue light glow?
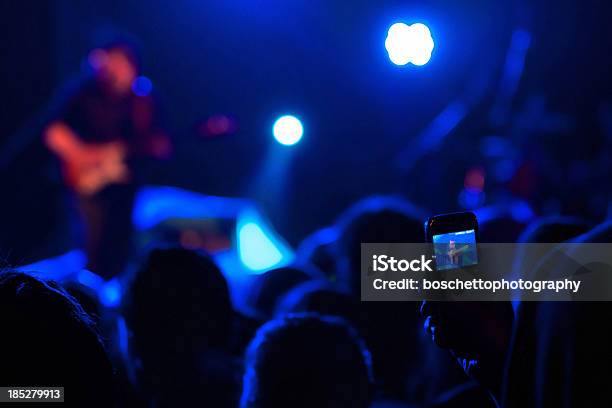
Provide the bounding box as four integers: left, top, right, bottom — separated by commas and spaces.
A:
239, 223, 282, 270
510, 200, 535, 223
100, 279, 122, 308
237, 211, 293, 272
132, 76, 153, 96
21, 249, 87, 282
132, 186, 251, 230
459, 188, 486, 209
385, 22, 434, 66
77, 269, 105, 291
273, 115, 303, 146
494, 159, 516, 182
480, 136, 511, 157
116, 317, 129, 358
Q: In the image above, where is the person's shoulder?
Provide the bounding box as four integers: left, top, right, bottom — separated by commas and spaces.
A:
573, 220, 612, 243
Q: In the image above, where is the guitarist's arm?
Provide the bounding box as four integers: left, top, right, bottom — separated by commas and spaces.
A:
44, 121, 130, 195
44, 121, 127, 165
44, 121, 84, 162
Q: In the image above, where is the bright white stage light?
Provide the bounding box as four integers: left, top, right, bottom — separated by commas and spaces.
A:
273, 115, 303, 146
385, 22, 434, 66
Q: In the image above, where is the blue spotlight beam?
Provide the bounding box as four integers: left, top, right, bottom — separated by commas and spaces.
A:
490, 28, 532, 126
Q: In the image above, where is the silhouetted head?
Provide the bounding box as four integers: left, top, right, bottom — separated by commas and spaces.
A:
295, 226, 339, 280
123, 247, 233, 392
504, 219, 608, 407
531, 301, 612, 407
241, 313, 373, 408
420, 299, 513, 400
419, 216, 592, 401
419, 218, 593, 402
479, 216, 528, 242
518, 216, 593, 244
0, 271, 114, 406
63, 280, 102, 321
335, 196, 425, 295
279, 281, 428, 401
513, 216, 593, 283
275, 280, 360, 328
247, 265, 321, 319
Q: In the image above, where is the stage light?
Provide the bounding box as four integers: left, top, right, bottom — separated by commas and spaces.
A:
273, 115, 303, 146
510, 200, 535, 222
385, 22, 434, 66
100, 279, 122, 308
459, 188, 485, 209
238, 222, 283, 271
21, 249, 87, 280
464, 166, 485, 192
132, 75, 153, 96
237, 210, 293, 272
77, 269, 105, 290
200, 114, 238, 138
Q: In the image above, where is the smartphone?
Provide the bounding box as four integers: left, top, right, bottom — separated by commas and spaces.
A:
425, 211, 479, 272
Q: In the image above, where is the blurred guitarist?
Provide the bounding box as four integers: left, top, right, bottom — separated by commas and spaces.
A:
44, 39, 171, 278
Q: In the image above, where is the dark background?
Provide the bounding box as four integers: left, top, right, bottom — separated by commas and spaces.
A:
1, 0, 611, 263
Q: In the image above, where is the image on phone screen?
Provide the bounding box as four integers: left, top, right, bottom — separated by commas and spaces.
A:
432, 229, 478, 271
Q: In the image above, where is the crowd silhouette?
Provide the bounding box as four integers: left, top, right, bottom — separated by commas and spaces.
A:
2, 196, 612, 407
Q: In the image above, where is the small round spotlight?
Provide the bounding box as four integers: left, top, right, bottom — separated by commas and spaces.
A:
273, 115, 303, 146
385, 22, 434, 66
132, 76, 153, 96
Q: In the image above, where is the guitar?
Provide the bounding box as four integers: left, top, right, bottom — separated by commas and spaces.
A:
447, 245, 470, 257
447, 244, 470, 265
44, 122, 131, 196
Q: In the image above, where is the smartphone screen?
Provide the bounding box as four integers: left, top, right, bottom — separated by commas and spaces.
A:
432, 228, 478, 271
